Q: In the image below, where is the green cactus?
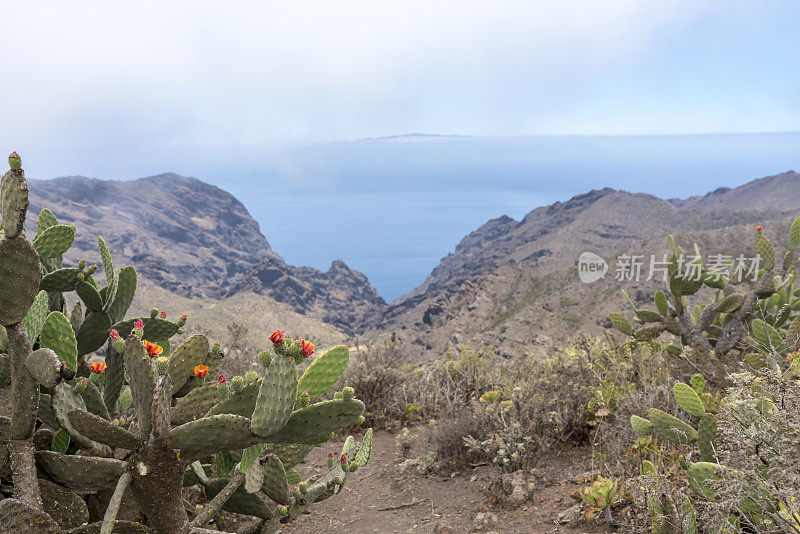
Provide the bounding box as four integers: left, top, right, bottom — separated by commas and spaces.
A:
0, 153, 372, 534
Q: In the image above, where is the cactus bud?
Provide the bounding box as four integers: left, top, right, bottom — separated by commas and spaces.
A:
76, 271, 85, 281
112, 418, 120, 426
277, 505, 289, 517
78, 258, 87, 270
356, 415, 365, 425
150, 308, 159, 319
299, 391, 310, 407
327, 452, 334, 468
231, 375, 244, 392
258, 351, 272, 368
341, 386, 354, 401
156, 356, 169, 375
211, 341, 221, 353
299, 482, 308, 494
218, 383, 228, 397
340, 453, 347, 467
245, 371, 258, 384
86, 264, 98, 276
8, 151, 21, 170
348, 461, 359, 472
178, 314, 187, 327
74, 378, 88, 393
291, 486, 301, 498
334, 476, 344, 486
334, 391, 343, 400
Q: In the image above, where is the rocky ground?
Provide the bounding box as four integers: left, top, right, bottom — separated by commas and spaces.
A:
287, 429, 619, 534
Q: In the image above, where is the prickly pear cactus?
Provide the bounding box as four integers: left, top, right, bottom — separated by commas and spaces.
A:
0, 152, 372, 534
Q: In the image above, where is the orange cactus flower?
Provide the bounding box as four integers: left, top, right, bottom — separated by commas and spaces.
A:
194, 364, 209, 377
143, 340, 163, 358
298, 338, 315, 358
756, 226, 763, 232
89, 362, 107, 374
269, 329, 285, 346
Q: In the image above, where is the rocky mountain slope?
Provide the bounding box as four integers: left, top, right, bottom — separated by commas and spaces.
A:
375, 171, 800, 359
27, 173, 385, 334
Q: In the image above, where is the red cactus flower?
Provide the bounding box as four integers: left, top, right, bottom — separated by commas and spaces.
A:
143, 340, 163, 358
133, 319, 145, 330
756, 226, 763, 232
269, 329, 285, 346
194, 364, 209, 378
340, 454, 347, 463
159, 311, 166, 318
89, 362, 107, 374
109, 329, 121, 341
298, 338, 315, 358
181, 314, 188, 321
328, 452, 334, 459
218, 373, 227, 384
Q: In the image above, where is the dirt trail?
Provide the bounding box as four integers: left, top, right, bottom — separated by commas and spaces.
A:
286, 430, 617, 534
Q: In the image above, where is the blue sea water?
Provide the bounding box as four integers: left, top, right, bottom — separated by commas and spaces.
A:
33, 133, 800, 302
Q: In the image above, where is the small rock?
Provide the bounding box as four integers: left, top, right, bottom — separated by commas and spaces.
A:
473, 511, 499, 531
433, 521, 454, 533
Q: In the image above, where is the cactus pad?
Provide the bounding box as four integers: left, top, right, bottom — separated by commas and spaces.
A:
40, 311, 78, 372
112, 317, 179, 342
172, 384, 220, 425
0, 237, 42, 326
297, 345, 350, 399
717, 293, 744, 314
35, 451, 125, 491
36, 208, 58, 237
609, 313, 633, 335
22, 290, 49, 343
107, 266, 136, 324
654, 290, 668, 316
52, 382, 95, 449
75, 281, 103, 312
251, 354, 297, 437
687, 461, 720, 500
635, 324, 664, 341
122, 337, 155, 439
355, 428, 374, 466
67, 410, 141, 450
204, 478, 272, 519
167, 414, 260, 454
673, 382, 706, 416
755, 233, 775, 271
32, 224, 75, 259
630, 415, 653, 435
206, 381, 259, 419
78, 380, 110, 420
0, 498, 61, 534
648, 408, 698, 443
76, 311, 112, 356
23, 348, 61, 388
259, 453, 291, 504
697, 413, 718, 462
267, 399, 365, 443
167, 335, 209, 392
40, 268, 82, 292
0, 168, 29, 238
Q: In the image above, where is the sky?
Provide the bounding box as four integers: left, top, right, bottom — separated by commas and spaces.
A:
1, 1, 798, 167
1, 2, 798, 300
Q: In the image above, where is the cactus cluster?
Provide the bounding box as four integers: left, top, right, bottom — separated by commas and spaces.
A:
608, 223, 800, 531
0, 153, 372, 533
609, 223, 800, 364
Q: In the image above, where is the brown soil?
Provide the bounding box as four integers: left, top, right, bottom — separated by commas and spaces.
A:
286, 429, 619, 534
